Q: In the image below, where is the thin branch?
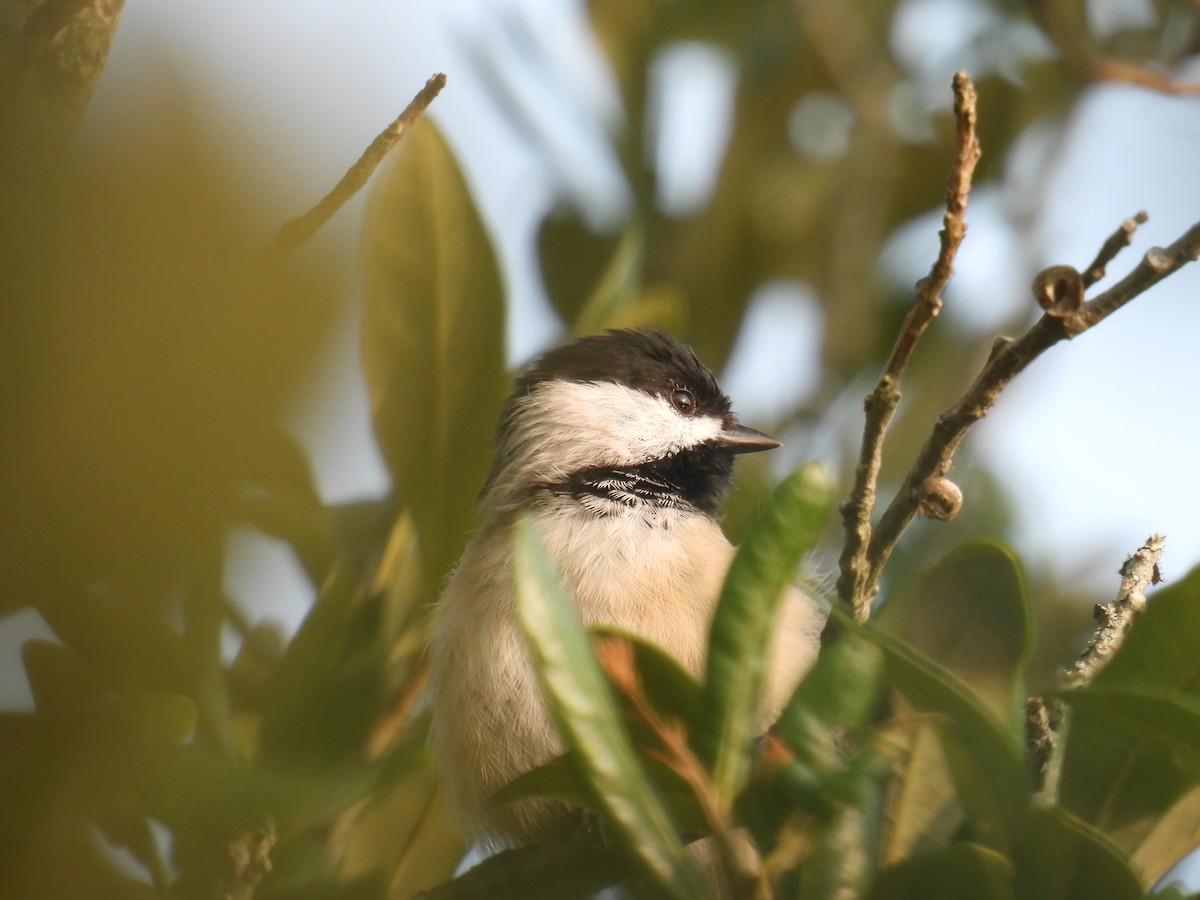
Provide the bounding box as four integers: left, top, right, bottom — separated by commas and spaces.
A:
1089, 57, 1200, 97
1062, 534, 1165, 688
837, 71, 981, 621
267, 73, 447, 264
1029, 534, 1165, 798
864, 221, 1200, 592
1081, 210, 1148, 288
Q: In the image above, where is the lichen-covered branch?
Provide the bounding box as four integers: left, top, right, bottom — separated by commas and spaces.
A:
862, 220, 1200, 593
268, 73, 447, 264
1028, 534, 1165, 795
1061, 534, 1165, 688
837, 71, 980, 621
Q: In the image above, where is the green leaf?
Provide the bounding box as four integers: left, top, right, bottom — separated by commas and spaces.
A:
492, 751, 708, 836
1089, 562, 1200, 693
704, 461, 833, 810
1060, 686, 1200, 773
775, 632, 884, 767
260, 558, 386, 766
513, 517, 704, 899
489, 754, 592, 811
798, 800, 878, 900
835, 607, 1028, 853
590, 627, 706, 735
876, 540, 1031, 728
361, 117, 506, 582
1012, 806, 1143, 900
868, 843, 1014, 900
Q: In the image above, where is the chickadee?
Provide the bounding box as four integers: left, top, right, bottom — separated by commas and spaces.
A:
429, 328, 824, 849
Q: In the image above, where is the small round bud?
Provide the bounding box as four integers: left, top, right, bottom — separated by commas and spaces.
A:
1032, 265, 1084, 317
917, 476, 963, 521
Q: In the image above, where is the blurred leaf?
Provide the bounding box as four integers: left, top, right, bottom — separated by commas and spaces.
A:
361, 117, 506, 583
798, 800, 877, 900
110, 691, 198, 747
1128, 785, 1200, 888
1060, 687, 1200, 773
538, 207, 624, 326
490, 753, 592, 811
775, 632, 884, 765
879, 724, 964, 866
569, 219, 645, 335
494, 750, 709, 839
337, 754, 464, 899
238, 425, 331, 585
513, 517, 704, 899
0, 91, 336, 610
591, 626, 705, 733
704, 461, 833, 809
876, 541, 1031, 727
1012, 805, 1143, 900
21, 639, 104, 719
260, 559, 384, 767
836, 607, 1028, 853
868, 843, 1014, 900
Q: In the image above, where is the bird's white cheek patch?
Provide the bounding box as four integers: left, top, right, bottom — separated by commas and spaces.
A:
518, 381, 725, 473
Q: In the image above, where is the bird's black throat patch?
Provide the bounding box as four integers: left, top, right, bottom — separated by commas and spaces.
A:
547, 444, 734, 517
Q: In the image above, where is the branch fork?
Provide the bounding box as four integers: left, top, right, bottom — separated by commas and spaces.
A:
835, 71, 1200, 622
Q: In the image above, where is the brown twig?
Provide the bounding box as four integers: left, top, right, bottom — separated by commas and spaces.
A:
267, 73, 447, 264
864, 221, 1200, 593
1081, 211, 1148, 288
836, 71, 981, 621
1088, 57, 1200, 97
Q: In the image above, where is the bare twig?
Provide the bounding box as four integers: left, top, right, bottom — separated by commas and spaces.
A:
1089, 57, 1200, 97
1081, 211, 1148, 287
1029, 534, 1165, 797
1024, 695, 1060, 787
864, 221, 1200, 593
267, 73, 447, 264
837, 71, 981, 621
1062, 534, 1165, 687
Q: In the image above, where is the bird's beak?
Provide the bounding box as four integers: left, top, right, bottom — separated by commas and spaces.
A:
717, 422, 781, 454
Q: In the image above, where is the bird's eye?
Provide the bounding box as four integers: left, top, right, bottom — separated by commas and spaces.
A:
670, 388, 696, 415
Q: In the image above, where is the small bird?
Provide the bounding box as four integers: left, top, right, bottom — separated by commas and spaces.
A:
428, 328, 824, 850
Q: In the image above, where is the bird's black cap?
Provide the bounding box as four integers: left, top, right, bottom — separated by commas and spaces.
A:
511, 328, 731, 420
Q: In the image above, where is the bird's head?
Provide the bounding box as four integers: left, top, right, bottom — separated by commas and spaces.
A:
481, 329, 777, 517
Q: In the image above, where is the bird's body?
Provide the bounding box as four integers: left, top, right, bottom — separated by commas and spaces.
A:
428, 329, 824, 848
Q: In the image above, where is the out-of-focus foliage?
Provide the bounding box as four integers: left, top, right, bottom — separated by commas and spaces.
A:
4, 0, 1200, 897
